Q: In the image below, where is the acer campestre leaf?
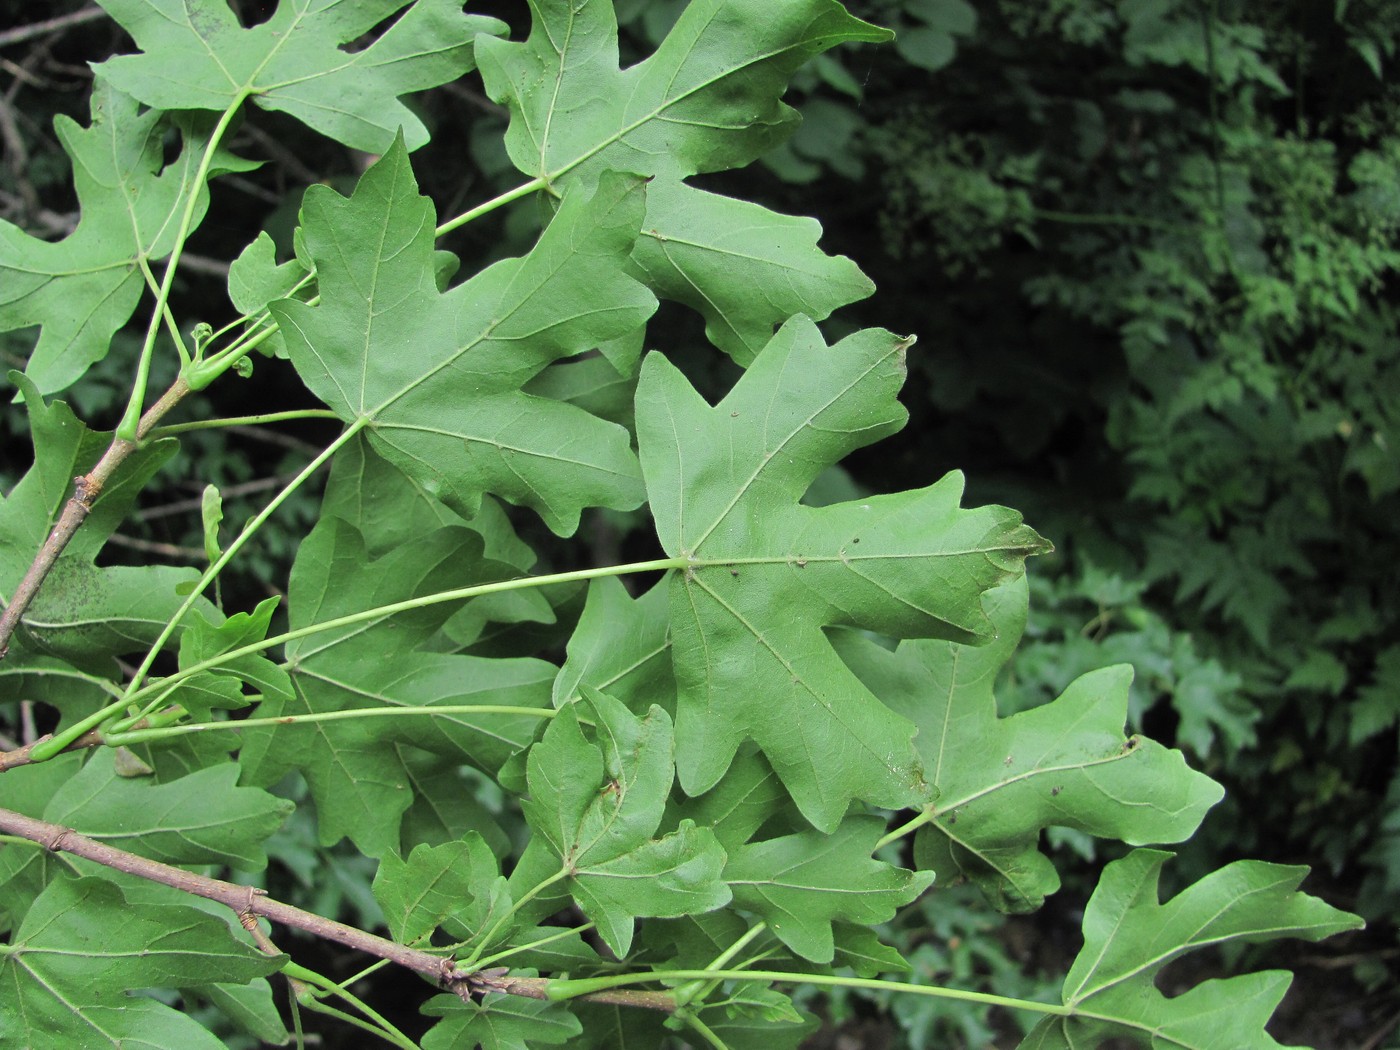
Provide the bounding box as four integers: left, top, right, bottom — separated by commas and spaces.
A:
240, 517, 555, 858
0, 875, 281, 1049
552, 576, 673, 711
478, 2, 884, 365
422, 991, 582, 1050
44, 753, 291, 869
724, 815, 933, 962
519, 689, 730, 956
0, 82, 255, 394
476, 0, 890, 184
1020, 850, 1364, 1049
0, 374, 214, 675
372, 836, 510, 945
836, 576, 1223, 911
93, 0, 504, 152
635, 316, 1051, 830
174, 597, 291, 719
630, 179, 876, 366
273, 139, 656, 535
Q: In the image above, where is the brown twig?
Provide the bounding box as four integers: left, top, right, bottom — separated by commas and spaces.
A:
0, 725, 110, 771
0, 377, 191, 660
0, 804, 677, 1012
0, 6, 106, 50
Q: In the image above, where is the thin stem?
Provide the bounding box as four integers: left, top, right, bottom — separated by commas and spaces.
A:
875, 806, 936, 851
118, 91, 251, 440
685, 1013, 731, 1050
26, 420, 369, 764
126, 419, 368, 695
0, 6, 105, 48
463, 869, 570, 969
118, 557, 686, 714
546, 968, 1073, 1018
436, 176, 547, 238
104, 705, 557, 746
284, 961, 418, 1050
150, 409, 341, 436
673, 922, 768, 1010
469, 922, 596, 972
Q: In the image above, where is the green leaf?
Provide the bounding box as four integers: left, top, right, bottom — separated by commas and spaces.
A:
0, 82, 254, 393
480, 4, 883, 364
635, 316, 1051, 830
0, 374, 213, 674
422, 991, 582, 1050
724, 815, 933, 962
630, 178, 875, 365
240, 518, 554, 857
521, 689, 730, 955
840, 576, 1222, 911
1020, 850, 1365, 1049
273, 141, 656, 536
668, 744, 791, 852
41, 752, 291, 869
697, 982, 819, 1050
477, 0, 891, 184
553, 576, 674, 711
174, 597, 291, 719
372, 836, 510, 945
184, 980, 289, 1045
94, 0, 504, 153
0, 875, 281, 1049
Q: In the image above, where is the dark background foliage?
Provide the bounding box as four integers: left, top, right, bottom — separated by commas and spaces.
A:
1, 1, 1397, 1046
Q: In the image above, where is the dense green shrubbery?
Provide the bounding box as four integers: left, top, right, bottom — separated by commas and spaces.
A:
0, 1, 1389, 1047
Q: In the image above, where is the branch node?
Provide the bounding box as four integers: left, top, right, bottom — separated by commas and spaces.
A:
43, 824, 75, 852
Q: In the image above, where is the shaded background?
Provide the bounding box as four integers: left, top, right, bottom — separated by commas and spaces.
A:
1, 1, 1397, 1046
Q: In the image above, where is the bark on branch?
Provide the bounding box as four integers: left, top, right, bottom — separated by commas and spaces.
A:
0, 377, 190, 660
0, 804, 677, 1013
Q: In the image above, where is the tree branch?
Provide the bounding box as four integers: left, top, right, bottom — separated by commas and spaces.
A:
0, 7, 106, 50
0, 804, 677, 1013
0, 377, 191, 660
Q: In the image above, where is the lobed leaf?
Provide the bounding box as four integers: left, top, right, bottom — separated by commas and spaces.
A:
838, 575, 1223, 911
724, 815, 933, 962
94, 0, 504, 152
274, 140, 656, 536
636, 315, 1051, 830
479, 1, 885, 364
240, 517, 555, 858
519, 689, 731, 955
0, 875, 281, 1048
1021, 850, 1364, 1049
0, 374, 214, 675
0, 84, 256, 393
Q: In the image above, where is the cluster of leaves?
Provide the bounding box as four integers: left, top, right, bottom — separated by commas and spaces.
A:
717, 0, 1400, 1006
0, 1, 1365, 1048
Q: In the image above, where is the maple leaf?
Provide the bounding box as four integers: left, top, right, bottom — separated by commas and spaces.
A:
272, 140, 656, 536
836, 576, 1224, 911
724, 815, 933, 962
476, 0, 889, 185
1021, 850, 1363, 1049
0, 875, 280, 1049
0, 374, 213, 675
422, 992, 582, 1050
478, 0, 886, 365
239, 517, 555, 858
0, 83, 255, 394
518, 689, 730, 956
372, 837, 510, 946
635, 316, 1051, 831
93, 0, 504, 152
